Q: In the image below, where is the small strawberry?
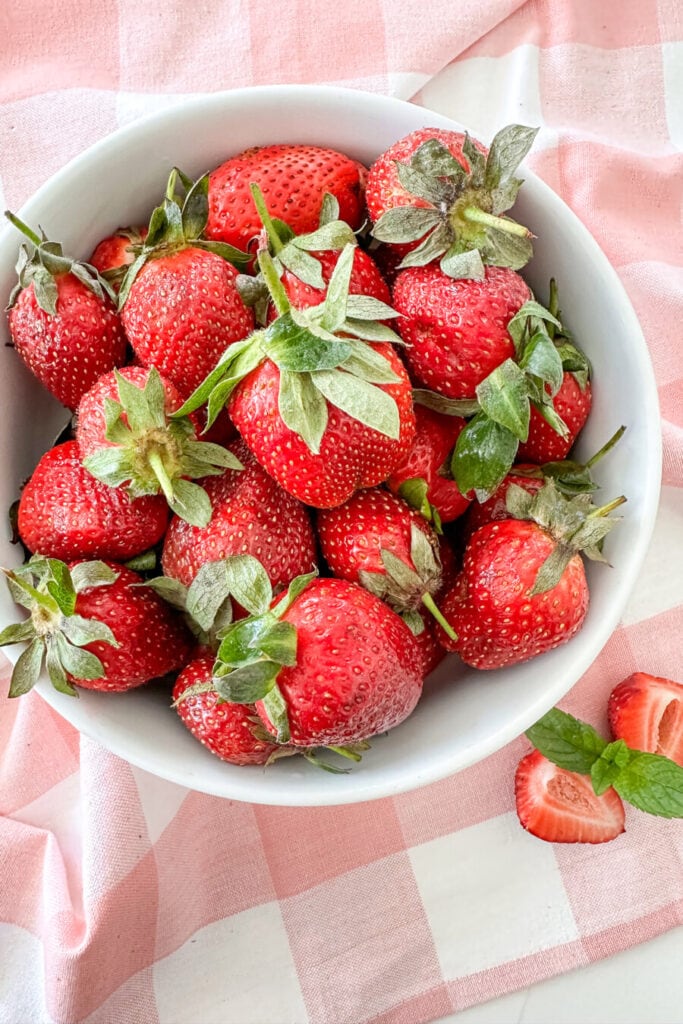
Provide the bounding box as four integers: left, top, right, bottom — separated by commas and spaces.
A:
161, 439, 316, 590
391, 264, 531, 399
317, 488, 456, 640
181, 245, 416, 509
386, 401, 472, 526
367, 124, 537, 279
515, 749, 626, 844
0, 558, 191, 696
173, 655, 281, 765
205, 144, 367, 252
76, 365, 243, 526
89, 226, 148, 291
437, 480, 625, 669
119, 169, 254, 398
18, 441, 168, 562
203, 572, 423, 747
608, 673, 683, 766
5, 213, 127, 410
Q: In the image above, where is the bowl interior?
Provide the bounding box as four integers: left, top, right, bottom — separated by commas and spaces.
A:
0, 86, 661, 805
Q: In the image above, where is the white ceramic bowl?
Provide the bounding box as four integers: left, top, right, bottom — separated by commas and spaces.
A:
0, 86, 661, 805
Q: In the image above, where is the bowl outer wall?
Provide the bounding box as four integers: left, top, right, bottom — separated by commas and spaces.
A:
0, 85, 662, 806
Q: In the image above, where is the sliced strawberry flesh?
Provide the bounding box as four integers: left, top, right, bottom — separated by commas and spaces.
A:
608, 672, 683, 766
515, 750, 625, 844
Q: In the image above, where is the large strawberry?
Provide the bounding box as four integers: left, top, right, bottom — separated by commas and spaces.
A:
18, 441, 168, 562
367, 124, 537, 279
161, 439, 316, 590
0, 558, 191, 697
205, 144, 367, 252
5, 214, 127, 410
119, 169, 254, 397
316, 488, 456, 640
386, 401, 471, 526
195, 570, 423, 747
515, 749, 626, 844
437, 480, 625, 669
173, 655, 281, 765
180, 245, 416, 509
608, 673, 683, 765
391, 263, 531, 399
76, 365, 243, 527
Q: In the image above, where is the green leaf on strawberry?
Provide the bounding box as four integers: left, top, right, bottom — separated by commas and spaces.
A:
0, 557, 120, 698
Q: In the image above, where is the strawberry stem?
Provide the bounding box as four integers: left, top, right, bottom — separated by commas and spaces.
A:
148, 450, 176, 507
462, 206, 531, 238
249, 182, 284, 255
589, 495, 627, 518
585, 426, 626, 469
421, 591, 457, 642
4, 211, 43, 248
257, 249, 291, 316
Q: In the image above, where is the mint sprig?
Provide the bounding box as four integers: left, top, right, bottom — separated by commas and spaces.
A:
527, 708, 683, 819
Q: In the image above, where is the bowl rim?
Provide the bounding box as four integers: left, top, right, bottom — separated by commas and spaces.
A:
0, 84, 663, 805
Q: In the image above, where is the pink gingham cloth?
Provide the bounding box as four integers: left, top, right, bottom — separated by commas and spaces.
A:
1, 1, 682, 1021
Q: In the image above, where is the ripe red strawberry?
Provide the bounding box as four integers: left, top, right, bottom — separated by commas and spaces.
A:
89, 226, 148, 291
515, 749, 626, 843
278, 246, 390, 314
608, 673, 683, 765
117, 170, 253, 399
161, 440, 316, 589
437, 481, 624, 669
391, 264, 531, 399
205, 144, 367, 252
18, 441, 168, 562
317, 488, 455, 639
70, 562, 191, 691
0, 558, 191, 697
517, 373, 592, 463
76, 365, 242, 527
173, 656, 281, 764
463, 464, 545, 539
367, 124, 537, 277
209, 573, 423, 747
122, 246, 254, 398
386, 403, 471, 525
413, 618, 447, 677
230, 344, 415, 508
5, 215, 127, 411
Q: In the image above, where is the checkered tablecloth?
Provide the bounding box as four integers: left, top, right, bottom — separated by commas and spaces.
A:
1, 2, 682, 1022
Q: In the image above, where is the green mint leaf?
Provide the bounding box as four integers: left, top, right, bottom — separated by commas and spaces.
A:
371, 206, 442, 244
613, 753, 683, 818
8, 639, 44, 697
526, 707, 607, 775
451, 412, 519, 500
312, 368, 400, 440
590, 739, 632, 795
476, 359, 530, 442
278, 369, 329, 455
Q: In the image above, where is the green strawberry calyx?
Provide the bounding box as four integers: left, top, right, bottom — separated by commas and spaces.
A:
505, 478, 626, 594
4, 212, 117, 314
175, 243, 405, 454
358, 522, 456, 640
0, 557, 120, 698
510, 424, 626, 496
82, 367, 243, 528
174, 562, 319, 744
451, 281, 592, 502
371, 124, 539, 280
236, 184, 359, 319
397, 477, 444, 534
117, 168, 251, 307
527, 707, 683, 819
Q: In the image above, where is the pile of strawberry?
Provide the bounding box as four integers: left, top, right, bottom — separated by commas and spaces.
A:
2, 123, 631, 781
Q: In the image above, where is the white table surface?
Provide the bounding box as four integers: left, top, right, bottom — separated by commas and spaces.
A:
436, 926, 683, 1023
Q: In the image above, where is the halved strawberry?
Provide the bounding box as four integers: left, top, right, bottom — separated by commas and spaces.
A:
515, 749, 626, 844
608, 673, 683, 766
